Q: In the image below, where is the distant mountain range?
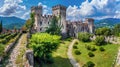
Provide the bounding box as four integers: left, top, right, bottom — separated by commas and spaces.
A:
0, 16, 26, 29
95, 18, 120, 28
0, 16, 120, 30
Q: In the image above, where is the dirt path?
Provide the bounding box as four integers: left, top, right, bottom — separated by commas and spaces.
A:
67, 39, 80, 67
6, 34, 27, 67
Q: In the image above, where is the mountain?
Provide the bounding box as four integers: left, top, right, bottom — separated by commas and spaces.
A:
0, 16, 26, 29
95, 18, 120, 28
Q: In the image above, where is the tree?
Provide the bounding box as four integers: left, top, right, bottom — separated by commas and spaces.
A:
113, 24, 120, 36
95, 27, 112, 36
0, 20, 3, 33
94, 36, 106, 46
78, 32, 91, 42
30, 13, 35, 28
29, 33, 61, 63
46, 16, 62, 35
21, 26, 27, 33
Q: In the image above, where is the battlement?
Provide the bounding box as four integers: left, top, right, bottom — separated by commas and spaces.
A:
85, 18, 94, 22
41, 15, 53, 18
31, 6, 42, 11
52, 4, 67, 11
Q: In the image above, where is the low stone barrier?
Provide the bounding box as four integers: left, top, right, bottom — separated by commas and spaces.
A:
26, 50, 34, 67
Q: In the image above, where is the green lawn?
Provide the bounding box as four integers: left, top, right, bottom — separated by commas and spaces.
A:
42, 41, 72, 67
72, 41, 119, 67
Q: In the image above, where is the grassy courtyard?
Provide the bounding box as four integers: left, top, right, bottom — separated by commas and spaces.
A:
42, 41, 72, 67
72, 41, 119, 67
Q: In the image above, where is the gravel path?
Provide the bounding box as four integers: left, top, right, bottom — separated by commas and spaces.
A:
67, 39, 80, 67
6, 34, 27, 67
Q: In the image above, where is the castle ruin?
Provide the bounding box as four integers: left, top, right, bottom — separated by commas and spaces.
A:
31, 4, 94, 37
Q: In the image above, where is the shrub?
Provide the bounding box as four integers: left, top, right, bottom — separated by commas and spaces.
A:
75, 41, 78, 45
99, 47, 105, 51
73, 45, 78, 49
30, 33, 61, 64
83, 61, 95, 67
74, 50, 81, 55
94, 36, 106, 46
88, 52, 94, 57
0, 44, 4, 56
91, 47, 97, 51
46, 54, 54, 64
78, 32, 91, 42
86, 45, 91, 50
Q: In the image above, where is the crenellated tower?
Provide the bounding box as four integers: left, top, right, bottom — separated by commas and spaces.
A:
52, 4, 67, 35
31, 6, 43, 32
85, 18, 94, 33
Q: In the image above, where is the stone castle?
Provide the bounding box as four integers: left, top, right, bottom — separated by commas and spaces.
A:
31, 4, 94, 37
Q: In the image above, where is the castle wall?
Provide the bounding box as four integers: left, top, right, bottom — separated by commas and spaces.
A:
31, 5, 94, 37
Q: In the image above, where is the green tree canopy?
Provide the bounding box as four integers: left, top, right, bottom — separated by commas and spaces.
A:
46, 16, 62, 35
29, 33, 61, 63
78, 32, 91, 42
113, 24, 120, 36
94, 36, 106, 46
95, 27, 112, 36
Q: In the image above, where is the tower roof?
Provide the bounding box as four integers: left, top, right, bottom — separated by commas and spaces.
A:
52, 4, 67, 10
31, 6, 42, 11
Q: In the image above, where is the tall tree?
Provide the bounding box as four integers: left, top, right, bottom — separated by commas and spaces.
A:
46, 16, 62, 35
29, 33, 61, 63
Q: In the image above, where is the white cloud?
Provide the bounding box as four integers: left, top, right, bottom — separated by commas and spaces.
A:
38, 2, 52, 15
21, 11, 30, 19
0, 0, 26, 16
67, 0, 120, 20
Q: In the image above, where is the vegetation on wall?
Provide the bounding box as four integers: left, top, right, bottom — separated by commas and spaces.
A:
46, 16, 62, 35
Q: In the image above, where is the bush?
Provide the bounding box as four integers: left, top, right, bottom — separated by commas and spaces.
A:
86, 45, 91, 50
46, 54, 54, 64
74, 50, 81, 55
73, 45, 78, 49
0, 44, 4, 56
94, 36, 106, 46
75, 41, 78, 45
99, 47, 105, 51
91, 47, 97, 51
83, 61, 95, 67
78, 32, 91, 42
88, 52, 94, 57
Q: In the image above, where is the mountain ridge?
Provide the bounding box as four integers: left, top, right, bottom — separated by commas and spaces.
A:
0, 16, 26, 29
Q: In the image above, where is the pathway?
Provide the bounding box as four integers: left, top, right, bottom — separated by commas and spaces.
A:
6, 34, 27, 67
67, 39, 80, 67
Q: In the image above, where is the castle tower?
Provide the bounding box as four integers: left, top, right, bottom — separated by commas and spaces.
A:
85, 18, 94, 33
52, 5, 67, 36
31, 6, 42, 32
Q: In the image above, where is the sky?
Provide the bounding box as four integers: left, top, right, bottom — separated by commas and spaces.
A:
0, 0, 120, 20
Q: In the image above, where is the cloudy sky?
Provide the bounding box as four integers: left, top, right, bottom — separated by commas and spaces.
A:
0, 0, 120, 20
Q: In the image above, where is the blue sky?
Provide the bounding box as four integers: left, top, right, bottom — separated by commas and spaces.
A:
0, 0, 120, 20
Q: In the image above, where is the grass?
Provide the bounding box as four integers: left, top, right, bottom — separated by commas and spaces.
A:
42, 41, 72, 67
72, 41, 119, 67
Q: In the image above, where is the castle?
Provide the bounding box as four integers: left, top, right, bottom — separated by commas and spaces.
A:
31, 4, 94, 37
